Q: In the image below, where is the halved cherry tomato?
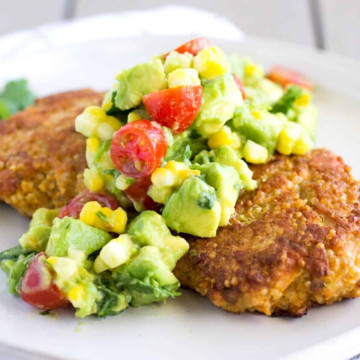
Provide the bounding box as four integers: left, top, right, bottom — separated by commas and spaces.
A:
110, 120, 167, 178
20, 252, 69, 310
268, 66, 313, 90
164, 37, 210, 58
59, 191, 118, 219
125, 177, 160, 211
143, 86, 203, 134
233, 74, 246, 100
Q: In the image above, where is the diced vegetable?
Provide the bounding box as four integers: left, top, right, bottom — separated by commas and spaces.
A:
143, 85, 203, 134
268, 65, 313, 90
110, 120, 167, 178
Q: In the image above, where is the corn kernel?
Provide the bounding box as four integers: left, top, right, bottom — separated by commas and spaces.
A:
86, 137, 101, 167
83, 167, 104, 192
151, 168, 178, 188
208, 126, 233, 149
147, 185, 173, 204
128, 111, 142, 123
94, 256, 109, 273
244, 63, 264, 78
47, 257, 78, 279
68, 285, 86, 306
243, 140, 268, 164
194, 46, 229, 80
251, 110, 262, 120
115, 174, 134, 191
167, 68, 201, 88
99, 234, 135, 269
295, 92, 311, 107
230, 133, 241, 149
292, 135, 312, 155
80, 201, 127, 234
277, 126, 300, 155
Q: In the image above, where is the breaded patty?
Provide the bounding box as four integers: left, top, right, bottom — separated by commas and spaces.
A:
0, 89, 103, 216
175, 149, 360, 316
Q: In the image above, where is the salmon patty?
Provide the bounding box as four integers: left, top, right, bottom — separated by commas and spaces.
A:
0, 89, 103, 216
174, 149, 360, 316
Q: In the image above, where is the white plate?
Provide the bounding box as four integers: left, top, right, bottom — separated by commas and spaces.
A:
1, 36, 360, 360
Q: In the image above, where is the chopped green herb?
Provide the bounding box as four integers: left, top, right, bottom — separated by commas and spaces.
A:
198, 191, 215, 209
96, 211, 108, 222
0, 79, 35, 120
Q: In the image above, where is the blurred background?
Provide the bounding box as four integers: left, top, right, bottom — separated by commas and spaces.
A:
0, 0, 359, 60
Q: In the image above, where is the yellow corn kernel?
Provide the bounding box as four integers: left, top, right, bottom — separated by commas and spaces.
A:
243, 140, 268, 164
83, 167, 104, 192
128, 111, 142, 123
115, 174, 134, 191
151, 167, 178, 188
80, 201, 127, 234
94, 256, 109, 273
108, 208, 128, 234
167, 68, 201, 88
194, 46, 229, 80
295, 92, 311, 107
87, 106, 107, 118
86, 137, 101, 166
244, 63, 264, 78
251, 110, 262, 120
147, 185, 173, 204
276, 126, 300, 155
292, 135, 312, 155
47, 257, 58, 266
68, 285, 86, 306
164, 160, 200, 180
230, 132, 241, 149
208, 126, 233, 149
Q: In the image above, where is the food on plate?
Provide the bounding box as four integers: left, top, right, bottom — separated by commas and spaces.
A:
0, 79, 35, 120
2, 37, 346, 319
0, 89, 103, 216
175, 149, 360, 316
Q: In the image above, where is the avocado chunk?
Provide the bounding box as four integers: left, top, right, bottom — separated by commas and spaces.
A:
115, 59, 166, 110
127, 211, 189, 270
126, 246, 178, 287
232, 107, 285, 153
296, 104, 318, 141
162, 176, 221, 238
194, 163, 241, 226
193, 74, 243, 136
19, 208, 60, 252
194, 145, 257, 191
46, 217, 112, 257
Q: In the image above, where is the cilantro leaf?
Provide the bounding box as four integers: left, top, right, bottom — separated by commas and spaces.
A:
0, 79, 35, 120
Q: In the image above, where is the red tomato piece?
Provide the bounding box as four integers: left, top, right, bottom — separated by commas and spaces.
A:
110, 120, 167, 178
164, 37, 210, 58
20, 253, 69, 310
233, 74, 246, 100
143, 85, 203, 134
125, 177, 160, 212
174, 37, 210, 56
59, 191, 118, 219
268, 66, 313, 90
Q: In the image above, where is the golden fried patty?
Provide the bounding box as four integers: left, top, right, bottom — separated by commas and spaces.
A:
0, 89, 103, 216
175, 149, 360, 316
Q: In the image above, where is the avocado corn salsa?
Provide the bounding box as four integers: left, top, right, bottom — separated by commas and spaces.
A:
0, 37, 318, 318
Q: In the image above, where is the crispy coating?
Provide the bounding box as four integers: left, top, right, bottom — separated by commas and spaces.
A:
175, 149, 360, 316
0, 89, 103, 216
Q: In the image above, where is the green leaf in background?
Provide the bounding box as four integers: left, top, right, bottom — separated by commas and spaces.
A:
0, 79, 35, 120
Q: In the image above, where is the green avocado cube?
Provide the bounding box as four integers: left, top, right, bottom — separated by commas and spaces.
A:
194, 163, 241, 226
127, 246, 178, 287
162, 176, 221, 238
115, 59, 166, 110
193, 74, 243, 136
46, 217, 112, 257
